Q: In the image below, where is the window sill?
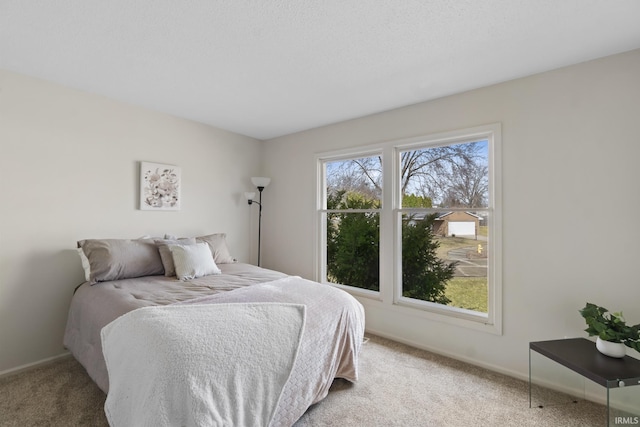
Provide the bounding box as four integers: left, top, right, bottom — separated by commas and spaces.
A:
355, 295, 502, 335
329, 283, 382, 302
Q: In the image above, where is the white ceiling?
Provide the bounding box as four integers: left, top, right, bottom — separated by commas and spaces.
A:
2, 1, 640, 140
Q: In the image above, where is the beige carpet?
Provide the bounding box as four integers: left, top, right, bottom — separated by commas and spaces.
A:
0, 335, 606, 427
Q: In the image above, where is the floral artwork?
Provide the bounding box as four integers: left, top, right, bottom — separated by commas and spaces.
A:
140, 162, 181, 210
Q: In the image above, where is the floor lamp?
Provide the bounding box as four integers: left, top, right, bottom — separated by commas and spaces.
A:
244, 177, 270, 266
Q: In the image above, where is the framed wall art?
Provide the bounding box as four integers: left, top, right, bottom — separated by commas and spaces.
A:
139, 162, 181, 211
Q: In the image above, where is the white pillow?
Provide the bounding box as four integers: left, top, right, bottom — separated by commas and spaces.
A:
170, 243, 221, 281
155, 238, 197, 277
77, 247, 91, 282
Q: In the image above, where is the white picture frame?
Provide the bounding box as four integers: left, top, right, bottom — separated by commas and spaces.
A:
139, 162, 181, 211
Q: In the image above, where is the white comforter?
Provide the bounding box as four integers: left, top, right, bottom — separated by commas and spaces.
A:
102, 302, 306, 427
96, 275, 364, 427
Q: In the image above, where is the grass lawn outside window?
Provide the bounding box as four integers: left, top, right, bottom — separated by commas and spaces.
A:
436, 230, 488, 313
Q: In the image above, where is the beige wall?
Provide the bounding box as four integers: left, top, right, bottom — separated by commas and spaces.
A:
0, 70, 263, 373
262, 49, 640, 379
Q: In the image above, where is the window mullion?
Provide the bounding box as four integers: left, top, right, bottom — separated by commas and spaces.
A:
379, 145, 395, 304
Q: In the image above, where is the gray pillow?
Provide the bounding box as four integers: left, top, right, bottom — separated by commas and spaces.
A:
195, 233, 237, 264
77, 238, 164, 284
155, 238, 197, 277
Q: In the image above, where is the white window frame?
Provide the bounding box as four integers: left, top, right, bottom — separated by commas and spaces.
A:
315, 148, 384, 300
315, 123, 502, 334
393, 124, 502, 333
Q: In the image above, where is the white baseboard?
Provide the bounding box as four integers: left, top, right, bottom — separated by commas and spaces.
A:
365, 327, 526, 381
0, 351, 71, 379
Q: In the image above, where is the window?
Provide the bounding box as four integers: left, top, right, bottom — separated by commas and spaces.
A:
317, 124, 501, 331
396, 138, 493, 320
319, 153, 382, 294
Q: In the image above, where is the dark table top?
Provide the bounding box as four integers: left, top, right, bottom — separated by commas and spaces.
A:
530, 338, 640, 388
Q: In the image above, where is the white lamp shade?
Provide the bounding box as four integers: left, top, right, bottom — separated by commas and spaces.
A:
244, 192, 256, 201
251, 177, 271, 188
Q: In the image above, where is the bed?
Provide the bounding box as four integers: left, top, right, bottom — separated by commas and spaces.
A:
63, 234, 365, 426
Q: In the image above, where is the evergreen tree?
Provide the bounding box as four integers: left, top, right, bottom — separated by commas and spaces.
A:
402, 193, 432, 208
327, 191, 456, 302
327, 191, 379, 291
401, 214, 455, 304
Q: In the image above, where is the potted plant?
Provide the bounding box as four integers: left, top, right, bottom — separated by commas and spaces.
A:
579, 302, 640, 358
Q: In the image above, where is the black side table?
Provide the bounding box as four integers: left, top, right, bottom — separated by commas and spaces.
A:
529, 338, 640, 426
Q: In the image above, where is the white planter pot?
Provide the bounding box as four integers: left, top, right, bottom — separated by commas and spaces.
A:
596, 337, 626, 358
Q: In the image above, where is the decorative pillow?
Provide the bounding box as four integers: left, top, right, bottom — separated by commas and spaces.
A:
155, 238, 197, 277
195, 233, 237, 264
170, 243, 221, 280
77, 238, 164, 284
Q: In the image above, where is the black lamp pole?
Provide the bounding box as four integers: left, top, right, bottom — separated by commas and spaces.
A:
247, 186, 265, 266
247, 177, 270, 267
256, 186, 264, 266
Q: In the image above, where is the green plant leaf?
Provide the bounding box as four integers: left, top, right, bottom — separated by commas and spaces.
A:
579, 302, 639, 347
